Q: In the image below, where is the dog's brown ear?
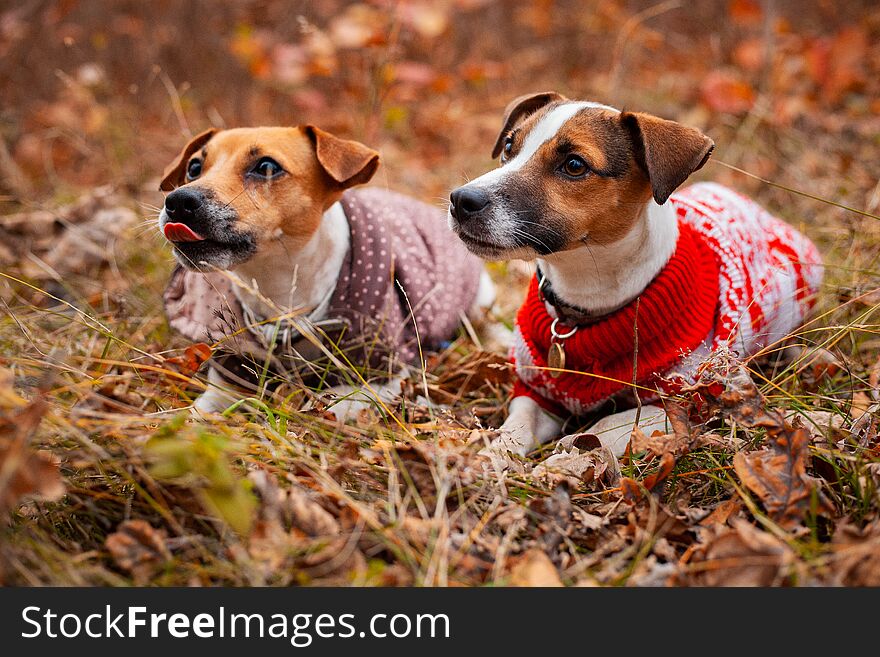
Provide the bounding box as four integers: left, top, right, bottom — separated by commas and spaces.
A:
159, 128, 218, 192
491, 91, 567, 159
304, 125, 380, 188
621, 112, 714, 204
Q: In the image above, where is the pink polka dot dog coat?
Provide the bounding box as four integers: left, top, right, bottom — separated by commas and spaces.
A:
163, 187, 484, 388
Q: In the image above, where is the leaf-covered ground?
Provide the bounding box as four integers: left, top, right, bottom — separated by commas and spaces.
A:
2, 1, 880, 586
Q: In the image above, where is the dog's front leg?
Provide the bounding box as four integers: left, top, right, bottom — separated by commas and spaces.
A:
584, 404, 668, 457
192, 366, 241, 415
484, 396, 563, 459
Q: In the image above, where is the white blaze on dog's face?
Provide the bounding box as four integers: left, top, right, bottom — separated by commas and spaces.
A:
157, 126, 379, 271
448, 91, 714, 260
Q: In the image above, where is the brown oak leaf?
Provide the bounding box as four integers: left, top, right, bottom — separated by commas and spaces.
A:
690, 364, 833, 528
105, 520, 171, 584
829, 520, 880, 586
247, 470, 366, 583
0, 396, 64, 516
620, 452, 676, 504
732, 425, 821, 529
688, 364, 779, 429
532, 433, 615, 488
685, 519, 794, 586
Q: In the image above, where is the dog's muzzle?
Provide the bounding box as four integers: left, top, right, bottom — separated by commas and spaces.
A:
159, 186, 257, 270
162, 188, 208, 242
449, 186, 491, 224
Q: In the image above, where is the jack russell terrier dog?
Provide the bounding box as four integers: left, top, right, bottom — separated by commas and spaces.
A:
448, 91, 823, 461
158, 126, 492, 415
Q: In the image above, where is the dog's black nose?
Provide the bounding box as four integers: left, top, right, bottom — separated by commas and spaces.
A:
164, 188, 204, 221
450, 186, 490, 221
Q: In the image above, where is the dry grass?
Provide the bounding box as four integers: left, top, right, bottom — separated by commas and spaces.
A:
2, 1, 880, 586
2, 158, 879, 586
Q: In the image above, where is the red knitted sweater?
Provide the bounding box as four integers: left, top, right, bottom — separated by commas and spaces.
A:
513, 222, 719, 415
512, 182, 823, 417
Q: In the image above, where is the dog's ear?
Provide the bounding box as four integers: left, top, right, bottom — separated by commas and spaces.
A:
491, 91, 567, 159
159, 128, 218, 192
303, 125, 380, 188
621, 112, 714, 204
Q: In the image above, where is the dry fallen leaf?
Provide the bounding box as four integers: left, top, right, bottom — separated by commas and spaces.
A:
850, 391, 873, 419
732, 425, 822, 530
685, 519, 794, 586
375, 563, 415, 587
868, 353, 880, 399
698, 499, 744, 527
0, 396, 65, 516
691, 364, 833, 528
44, 205, 137, 275
532, 448, 601, 487
688, 364, 778, 429
629, 427, 670, 458
1, 187, 136, 279
620, 477, 642, 503
532, 433, 615, 488
792, 347, 842, 390
105, 520, 171, 584
629, 400, 706, 458
642, 452, 676, 491
286, 486, 341, 537
247, 470, 366, 584
628, 555, 678, 587
821, 26, 869, 103
829, 520, 880, 586
165, 343, 213, 377
507, 549, 563, 587
620, 452, 676, 504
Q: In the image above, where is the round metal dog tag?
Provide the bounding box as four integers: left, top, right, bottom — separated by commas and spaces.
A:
547, 342, 565, 377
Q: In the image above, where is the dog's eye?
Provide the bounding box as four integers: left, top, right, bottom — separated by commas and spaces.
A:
251, 157, 284, 179
186, 159, 202, 180
561, 156, 588, 178
501, 137, 514, 162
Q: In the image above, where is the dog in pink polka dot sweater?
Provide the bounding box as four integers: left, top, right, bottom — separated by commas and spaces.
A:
158, 126, 491, 415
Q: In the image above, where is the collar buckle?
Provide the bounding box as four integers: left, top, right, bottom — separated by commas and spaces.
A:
550, 317, 578, 341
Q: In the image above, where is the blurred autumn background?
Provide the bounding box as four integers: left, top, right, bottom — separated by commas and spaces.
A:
4, 0, 879, 212
2, 0, 880, 587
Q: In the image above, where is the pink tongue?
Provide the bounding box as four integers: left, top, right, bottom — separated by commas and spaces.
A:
163, 222, 205, 242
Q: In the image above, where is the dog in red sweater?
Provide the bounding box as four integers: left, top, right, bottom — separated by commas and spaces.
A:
448, 92, 822, 462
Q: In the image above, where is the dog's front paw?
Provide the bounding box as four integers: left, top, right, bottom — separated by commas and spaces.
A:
191, 389, 234, 416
